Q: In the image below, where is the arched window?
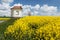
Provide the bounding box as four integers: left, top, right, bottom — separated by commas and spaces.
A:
16, 11, 19, 15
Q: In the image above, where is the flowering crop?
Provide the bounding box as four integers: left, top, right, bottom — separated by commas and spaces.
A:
4, 16, 60, 40
0, 18, 10, 21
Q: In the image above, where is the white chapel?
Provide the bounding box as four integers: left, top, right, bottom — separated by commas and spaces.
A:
11, 6, 22, 17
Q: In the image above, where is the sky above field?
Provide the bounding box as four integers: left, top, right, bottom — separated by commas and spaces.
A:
0, 0, 60, 16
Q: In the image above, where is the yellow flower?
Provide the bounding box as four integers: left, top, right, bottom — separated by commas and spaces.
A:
4, 16, 60, 40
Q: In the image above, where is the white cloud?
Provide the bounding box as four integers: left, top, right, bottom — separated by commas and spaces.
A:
23, 5, 31, 9
22, 5, 32, 16
0, 2, 60, 17
33, 11, 39, 15
0, 10, 10, 16
0, 3, 11, 16
0, 0, 14, 17
14, 3, 23, 6
40, 5, 57, 12
22, 4, 40, 16
33, 4, 40, 10
2, 0, 14, 3
40, 5, 57, 16
11, 3, 23, 8
11, 4, 59, 16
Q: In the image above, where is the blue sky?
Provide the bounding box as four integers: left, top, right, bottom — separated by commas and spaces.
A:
10, 0, 60, 12
11, 0, 60, 7
0, 0, 60, 16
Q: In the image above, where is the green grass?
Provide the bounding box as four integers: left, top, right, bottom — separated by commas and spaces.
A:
0, 18, 18, 40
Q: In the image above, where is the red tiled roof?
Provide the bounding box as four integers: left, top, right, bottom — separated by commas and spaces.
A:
11, 6, 22, 9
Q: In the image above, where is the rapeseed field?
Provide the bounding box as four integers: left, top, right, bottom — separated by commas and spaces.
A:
1, 16, 60, 40
0, 18, 10, 21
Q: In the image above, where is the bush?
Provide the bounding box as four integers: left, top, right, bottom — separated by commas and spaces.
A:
4, 16, 60, 40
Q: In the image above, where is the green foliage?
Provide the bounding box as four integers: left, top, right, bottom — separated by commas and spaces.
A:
0, 18, 18, 40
